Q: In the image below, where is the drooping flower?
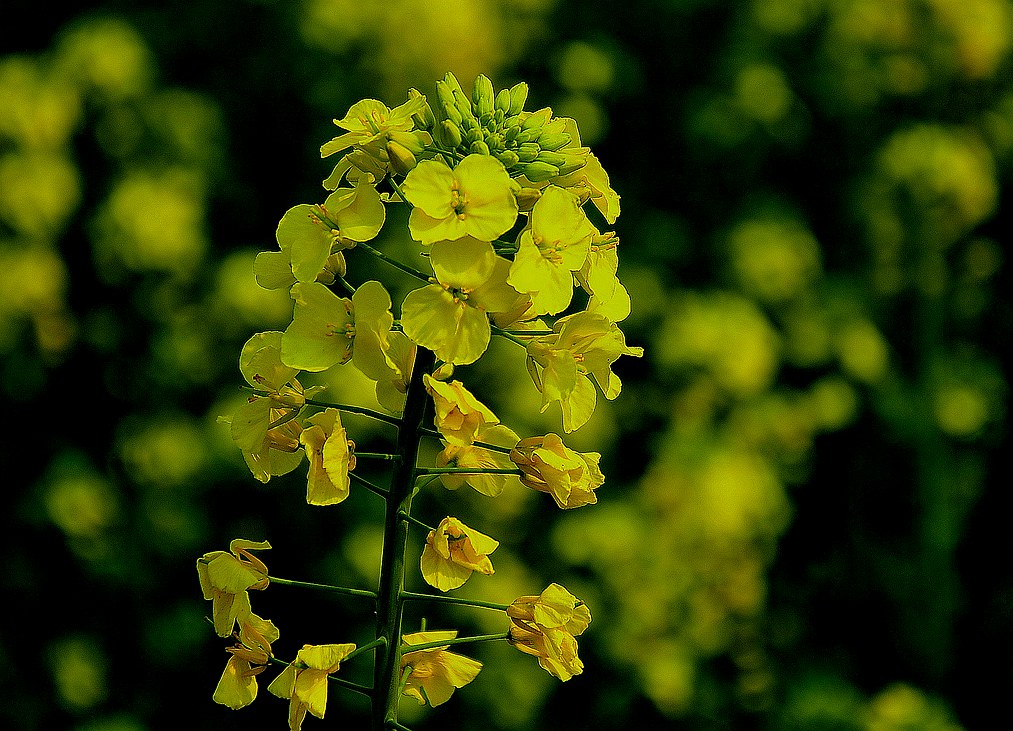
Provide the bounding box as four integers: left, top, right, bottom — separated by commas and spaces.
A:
424, 374, 499, 446
400, 631, 482, 707
257, 182, 385, 285
401, 237, 522, 365
213, 612, 279, 710
554, 150, 620, 225
196, 539, 271, 637
374, 330, 416, 414
507, 583, 591, 681
509, 434, 604, 509
575, 230, 630, 322
299, 408, 356, 506
225, 332, 308, 483
420, 517, 499, 591
436, 423, 520, 497
525, 311, 644, 432
402, 155, 518, 245
268, 643, 357, 731
507, 185, 596, 315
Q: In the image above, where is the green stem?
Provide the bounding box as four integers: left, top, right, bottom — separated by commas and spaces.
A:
342, 636, 388, 665
401, 591, 509, 612
491, 325, 553, 336
410, 474, 443, 497
388, 177, 410, 204
387, 721, 414, 731
373, 347, 436, 730
401, 632, 509, 654
355, 452, 401, 462
350, 472, 390, 499
398, 511, 435, 533
334, 274, 357, 296
302, 398, 402, 427
491, 328, 530, 348
418, 427, 515, 455
416, 467, 522, 475
269, 576, 378, 600
355, 241, 431, 283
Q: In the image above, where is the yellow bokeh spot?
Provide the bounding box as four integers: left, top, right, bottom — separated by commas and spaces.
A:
49, 636, 108, 711
0, 56, 81, 149
735, 64, 792, 124
934, 384, 990, 437
0, 151, 81, 239
46, 474, 119, 538
118, 417, 209, 488
54, 17, 153, 99
836, 319, 889, 384
728, 216, 822, 302
555, 41, 614, 93
213, 249, 294, 330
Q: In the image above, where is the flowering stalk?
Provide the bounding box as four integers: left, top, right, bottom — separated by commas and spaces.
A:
373, 347, 435, 729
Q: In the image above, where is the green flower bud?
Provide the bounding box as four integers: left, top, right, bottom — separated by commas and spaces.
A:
537, 132, 571, 152
514, 127, 541, 144
465, 127, 483, 145
323, 251, 347, 281
493, 108, 505, 125
505, 125, 521, 144
432, 362, 455, 381
543, 118, 568, 135
508, 82, 529, 115
515, 186, 541, 210
453, 89, 478, 123
495, 88, 511, 114
386, 139, 418, 176
389, 130, 427, 154
521, 108, 551, 131
486, 132, 504, 150
437, 82, 464, 125
443, 72, 465, 96
521, 161, 559, 182
517, 143, 540, 162
555, 153, 588, 176
440, 119, 463, 148
470, 139, 491, 155
534, 151, 567, 167
495, 149, 520, 167
473, 74, 495, 117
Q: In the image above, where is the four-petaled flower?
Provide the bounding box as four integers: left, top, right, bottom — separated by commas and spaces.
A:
507, 583, 591, 681
421, 516, 499, 591
402, 155, 518, 245
437, 423, 520, 497
509, 433, 604, 509
197, 538, 272, 637
268, 643, 357, 731
400, 631, 482, 707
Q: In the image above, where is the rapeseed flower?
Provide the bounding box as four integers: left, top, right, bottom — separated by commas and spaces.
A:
436, 423, 520, 497
299, 408, 356, 506
213, 612, 278, 710
400, 631, 482, 707
507, 583, 591, 681
196, 539, 271, 637
268, 643, 357, 731
420, 517, 499, 591
510, 434, 604, 509
424, 374, 499, 446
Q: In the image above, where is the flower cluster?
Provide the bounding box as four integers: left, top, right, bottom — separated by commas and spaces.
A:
202, 72, 640, 728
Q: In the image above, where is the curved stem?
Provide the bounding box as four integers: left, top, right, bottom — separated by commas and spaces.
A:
349, 472, 390, 499
418, 427, 515, 455
398, 511, 435, 533
354, 241, 431, 283
490, 328, 530, 348
342, 636, 388, 665
401, 591, 509, 612
401, 632, 509, 654
269, 575, 377, 600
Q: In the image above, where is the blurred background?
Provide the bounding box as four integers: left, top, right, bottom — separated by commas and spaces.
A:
1, 0, 1010, 729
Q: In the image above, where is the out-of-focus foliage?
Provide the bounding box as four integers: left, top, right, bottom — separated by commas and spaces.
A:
1, 0, 1009, 729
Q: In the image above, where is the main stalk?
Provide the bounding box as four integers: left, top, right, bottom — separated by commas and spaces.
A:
372, 347, 435, 730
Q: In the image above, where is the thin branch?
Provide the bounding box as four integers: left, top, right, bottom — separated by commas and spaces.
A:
269, 576, 377, 600
401, 591, 509, 612
349, 471, 390, 498
400, 632, 509, 654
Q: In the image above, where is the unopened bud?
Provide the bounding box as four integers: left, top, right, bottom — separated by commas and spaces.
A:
441, 119, 463, 148
515, 186, 542, 210
470, 139, 491, 155
495, 88, 511, 114
323, 251, 347, 279
443, 71, 465, 96
522, 161, 559, 182
508, 82, 529, 115
473, 74, 495, 116
537, 132, 571, 151
408, 88, 436, 128
386, 139, 417, 175
521, 108, 551, 131
535, 150, 567, 167
556, 155, 588, 176
495, 149, 520, 167
437, 82, 464, 125
517, 143, 540, 162
432, 362, 455, 381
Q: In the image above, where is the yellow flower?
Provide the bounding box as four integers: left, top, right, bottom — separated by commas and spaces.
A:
526, 311, 644, 432
267, 643, 357, 731
299, 408, 356, 506
213, 612, 279, 710
509, 434, 604, 509
402, 154, 519, 245
196, 539, 271, 637
436, 423, 520, 497
507, 583, 591, 681
575, 230, 630, 322
400, 631, 482, 707
420, 517, 499, 591
423, 374, 499, 447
